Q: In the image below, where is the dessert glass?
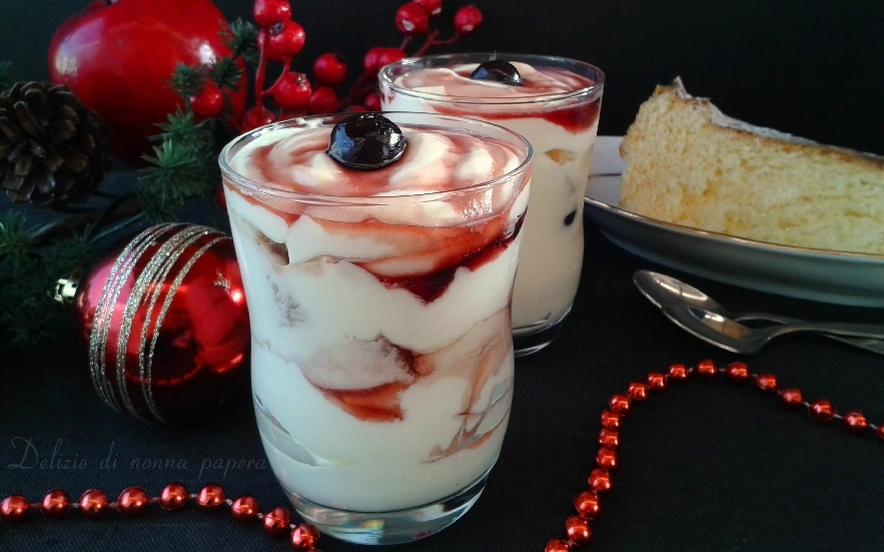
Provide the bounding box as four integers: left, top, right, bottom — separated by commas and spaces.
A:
379, 53, 604, 356
218, 112, 533, 544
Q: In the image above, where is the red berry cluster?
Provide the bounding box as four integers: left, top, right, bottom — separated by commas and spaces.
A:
230, 0, 484, 132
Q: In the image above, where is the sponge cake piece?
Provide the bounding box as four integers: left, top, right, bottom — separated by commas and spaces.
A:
618, 78, 884, 254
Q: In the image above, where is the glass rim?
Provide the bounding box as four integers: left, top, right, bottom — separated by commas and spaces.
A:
378, 52, 605, 106
218, 111, 534, 205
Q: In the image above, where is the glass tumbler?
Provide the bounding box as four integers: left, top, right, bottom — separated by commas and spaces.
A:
379, 53, 604, 356
219, 111, 533, 544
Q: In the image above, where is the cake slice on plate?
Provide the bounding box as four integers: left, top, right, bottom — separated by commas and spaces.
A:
618, 77, 884, 254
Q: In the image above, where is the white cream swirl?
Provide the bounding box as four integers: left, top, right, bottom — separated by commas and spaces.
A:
231, 126, 519, 195
226, 122, 526, 227
391, 62, 595, 100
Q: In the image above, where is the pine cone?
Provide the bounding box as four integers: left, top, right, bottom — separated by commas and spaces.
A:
0, 81, 111, 208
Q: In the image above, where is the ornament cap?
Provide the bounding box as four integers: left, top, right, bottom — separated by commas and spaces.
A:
54, 277, 79, 305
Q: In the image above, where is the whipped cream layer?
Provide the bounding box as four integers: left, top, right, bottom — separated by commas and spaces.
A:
230, 124, 521, 197
392, 61, 596, 100
223, 120, 529, 512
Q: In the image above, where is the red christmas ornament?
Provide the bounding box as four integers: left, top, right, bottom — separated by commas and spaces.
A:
48, 0, 247, 165
57, 223, 250, 425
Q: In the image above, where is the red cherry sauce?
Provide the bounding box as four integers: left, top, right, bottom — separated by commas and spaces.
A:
461, 65, 601, 134
323, 381, 411, 422
365, 214, 524, 303
434, 96, 601, 135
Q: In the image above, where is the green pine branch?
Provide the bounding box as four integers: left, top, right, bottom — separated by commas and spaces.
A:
169, 64, 206, 100
222, 19, 261, 67
0, 211, 94, 345
136, 110, 220, 223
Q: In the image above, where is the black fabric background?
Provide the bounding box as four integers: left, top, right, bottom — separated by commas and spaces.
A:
2, 0, 884, 550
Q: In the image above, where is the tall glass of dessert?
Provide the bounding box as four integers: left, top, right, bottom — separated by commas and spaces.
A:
219, 111, 533, 545
379, 54, 604, 356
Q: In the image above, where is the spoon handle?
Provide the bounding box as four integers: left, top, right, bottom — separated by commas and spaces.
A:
734, 313, 884, 355
823, 336, 884, 355
769, 321, 884, 340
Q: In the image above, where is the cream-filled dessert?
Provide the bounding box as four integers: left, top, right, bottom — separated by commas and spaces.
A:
219, 113, 532, 531
379, 55, 604, 355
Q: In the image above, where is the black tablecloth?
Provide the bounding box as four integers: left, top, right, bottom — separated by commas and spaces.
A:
3, 200, 884, 551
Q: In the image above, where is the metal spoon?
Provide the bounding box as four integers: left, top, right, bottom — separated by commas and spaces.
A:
633, 270, 884, 355
661, 304, 884, 355
633, 270, 799, 323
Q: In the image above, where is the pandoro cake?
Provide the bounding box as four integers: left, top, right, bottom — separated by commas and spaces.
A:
618, 77, 884, 254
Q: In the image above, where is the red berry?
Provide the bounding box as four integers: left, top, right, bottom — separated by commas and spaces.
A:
253, 0, 292, 28
363, 47, 406, 73
309, 86, 340, 114
363, 47, 384, 72
413, 0, 442, 16
190, 80, 224, 119
350, 105, 368, 112
363, 93, 381, 111
313, 53, 348, 87
264, 20, 306, 61
240, 106, 276, 132
376, 48, 406, 71
272, 72, 312, 110
453, 5, 483, 35
396, 3, 430, 36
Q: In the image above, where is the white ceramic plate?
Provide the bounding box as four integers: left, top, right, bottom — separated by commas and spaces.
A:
584, 136, 884, 306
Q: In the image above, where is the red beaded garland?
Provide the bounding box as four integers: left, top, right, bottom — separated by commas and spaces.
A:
843, 412, 869, 434
587, 468, 612, 494
608, 394, 632, 415
574, 490, 601, 519
755, 373, 778, 393
79, 489, 110, 519
646, 372, 668, 391
0, 495, 30, 522
808, 399, 836, 422
231, 495, 261, 523
599, 410, 621, 429
3, 484, 327, 552
263, 506, 291, 537
40, 489, 71, 519
695, 359, 717, 381
598, 428, 619, 449
117, 487, 149, 517
290, 522, 322, 550
545, 539, 572, 552
626, 382, 649, 401
725, 362, 750, 384
159, 483, 188, 511
544, 359, 884, 551
565, 515, 592, 546
196, 485, 226, 511
667, 363, 690, 382
596, 447, 618, 471
779, 388, 804, 409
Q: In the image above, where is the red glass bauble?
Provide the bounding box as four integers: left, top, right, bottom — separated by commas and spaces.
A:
65, 223, 250, 425
48, 0, 247, 165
